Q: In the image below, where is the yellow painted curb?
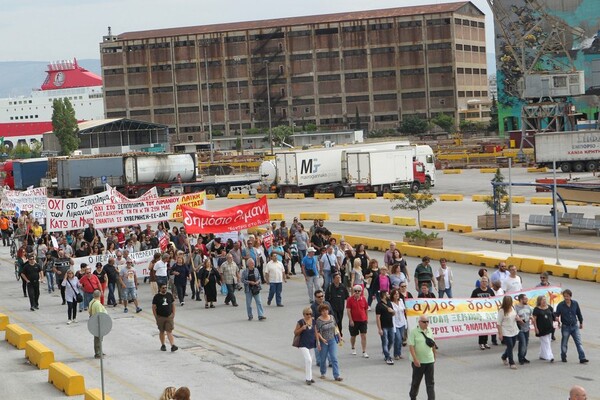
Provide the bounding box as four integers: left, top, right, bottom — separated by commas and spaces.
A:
443, 169, 462, 174
439, 194, 464, 201
354, 193, 377, 199
48, 362, 86, 396
339, 213, 366, 222
392, 216, 416, 226
206, 194, 216, 200
414, 193, 434, 200
299, 212, 329, 220
227, 193, 249, 199
530, 197, 553, 205
527, 167, 548, 173
369, 214, 391, 224
5, 324, 32, 349
383, 193, 405, 199
544, 264, 578, 279
421, 220, 445, 230
315, 193, 335, 200
85, 388, 114, 400
269, 213, 285, 221
480, 168, 496, 173
284, 193, 305, 199
502, 195, 525, 203
577, 264, 598, 281
0, 313, 8, 331
564, 201, 588, 206
447, 223, 472, 233
472, 195, 492, 202
520, 258, 545, 274
255, 193, 278, 199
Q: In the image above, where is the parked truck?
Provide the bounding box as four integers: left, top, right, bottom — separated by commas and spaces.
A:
535, 130, 600, 172
49, 153, 261, 197
6, 158, 49, 190
259, 142, 436, 197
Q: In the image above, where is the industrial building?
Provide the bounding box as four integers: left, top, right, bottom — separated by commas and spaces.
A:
100, 1, 488, 145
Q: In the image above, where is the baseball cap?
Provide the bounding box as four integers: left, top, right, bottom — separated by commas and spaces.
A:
307, 247, 316, 253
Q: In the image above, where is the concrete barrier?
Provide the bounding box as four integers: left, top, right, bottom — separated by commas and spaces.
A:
25, 340, 55, 369
576, 264, 598, 281
392, 216, 416, 226
0, 313, 8, 331
506, 257, 523, 270
269, 213, 285, 221
527, 167, 548, 173
414, 193, 434, 200
299, 212, 329, 220
48, 362, 85, 396
439, 194, 464, 201
227, 193, 249, 199
339, 213, 366, 222
314, 193, 335, 200
354, 193, 377, 199
564, 201, 588, 206
520, 258, 545, 274
369, 214, 391, 224
442, 250, 482, 265
530, 197, 553, 205
5, 324, 33, 350
544, 264, 578, 279
443, 169, 462, 174
383, 193, 405, 199
255, 193, 278, 199
421, 220, 445, 230
472, 195, 492, 202
447, 223, 472, 233
85, 388, 114, 400
480, 168, 497, 173
502, 195, 526, 203
206, 194, 216, 200
284, 193, 305, 199
476, 255, 508, 268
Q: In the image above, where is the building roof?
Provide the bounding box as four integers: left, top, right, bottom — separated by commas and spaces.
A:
43, 118, 169, 135
117, 2, 476, 41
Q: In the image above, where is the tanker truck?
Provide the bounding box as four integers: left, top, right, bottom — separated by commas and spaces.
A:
52, 153, 261, 197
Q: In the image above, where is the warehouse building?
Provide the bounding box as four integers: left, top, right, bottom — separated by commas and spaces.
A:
100, 1, 488, 145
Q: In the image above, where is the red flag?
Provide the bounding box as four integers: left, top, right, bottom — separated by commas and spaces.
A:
159, 235, 169, 251
182, 196, 269, 234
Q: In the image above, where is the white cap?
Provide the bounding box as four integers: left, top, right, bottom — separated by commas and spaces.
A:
307, 247, 316, 253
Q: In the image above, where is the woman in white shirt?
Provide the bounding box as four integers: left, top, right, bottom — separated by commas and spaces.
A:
497, 295, 522, 369
62, 270, 81, 324
390, 288, 407, 360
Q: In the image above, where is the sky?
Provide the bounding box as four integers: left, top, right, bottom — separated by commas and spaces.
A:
2, 0, 495, 61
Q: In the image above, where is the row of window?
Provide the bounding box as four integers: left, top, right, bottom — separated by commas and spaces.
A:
47, 95, 84, 102
457, 67, 487, 75
454, 18, 485, 29
9, 115, 39, 120
7, 100, 33, 105
456, 44, 486, 53
458, 91, 489, 97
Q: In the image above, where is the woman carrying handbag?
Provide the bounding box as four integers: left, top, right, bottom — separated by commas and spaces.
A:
62, 270, 82, 324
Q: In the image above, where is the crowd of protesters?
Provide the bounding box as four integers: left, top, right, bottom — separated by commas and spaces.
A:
7, 211, 589, 398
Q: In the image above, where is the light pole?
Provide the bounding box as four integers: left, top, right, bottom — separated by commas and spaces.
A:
234, 57, 244, 155
264, 60, 273, 155
203, 46, 214, 162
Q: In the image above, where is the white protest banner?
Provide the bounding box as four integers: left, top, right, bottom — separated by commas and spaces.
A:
93, 192, 205, 228
2, 187, 47, 212
72, 248, 161, 278
106, 184, 159, 203
46, 191, 111, 232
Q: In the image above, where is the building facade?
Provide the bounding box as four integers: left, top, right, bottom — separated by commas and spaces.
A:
100, 1, 488, 145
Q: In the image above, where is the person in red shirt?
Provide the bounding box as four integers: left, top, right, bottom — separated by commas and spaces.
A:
79, 264, 102, 311
346, 284, 369, 358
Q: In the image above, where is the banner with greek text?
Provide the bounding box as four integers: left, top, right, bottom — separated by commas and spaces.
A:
93, 192, 205, 228
2, 187, 47, 212
46, 191, 112, 232
181, 196, 269, 234
72, 248, 161, 278
106, 184, 158, 203
404, 286, 564, 339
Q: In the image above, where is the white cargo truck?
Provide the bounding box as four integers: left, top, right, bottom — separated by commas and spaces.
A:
535, 130, 600, 172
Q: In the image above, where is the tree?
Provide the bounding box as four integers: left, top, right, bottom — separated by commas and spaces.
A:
51, 98, 80, 155
484, 168, 511, 215
391, 188, 436, 230
431, 113, 456, 133
305, 123, 317, 132
399, 115, 429, 135
270, 125, 293, 145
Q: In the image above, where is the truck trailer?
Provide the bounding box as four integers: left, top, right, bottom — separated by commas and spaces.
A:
534, 130, 600, 172
12, 158, 49, 190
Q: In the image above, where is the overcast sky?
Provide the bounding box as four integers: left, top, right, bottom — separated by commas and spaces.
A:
3, 0, 494, 61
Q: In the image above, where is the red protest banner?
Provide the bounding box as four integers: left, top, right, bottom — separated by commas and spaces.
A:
182, 196, 269, 234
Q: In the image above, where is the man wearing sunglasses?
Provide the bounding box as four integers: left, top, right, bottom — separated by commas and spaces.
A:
408, 315, 436, 400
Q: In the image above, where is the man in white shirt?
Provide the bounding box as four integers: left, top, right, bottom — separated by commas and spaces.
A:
502, 265, 522, 293
490, 262, 509, 285
265, 253, 286, 307
154, 253, 170, 287
434, 258, 453, 298
320, 245, 340, 291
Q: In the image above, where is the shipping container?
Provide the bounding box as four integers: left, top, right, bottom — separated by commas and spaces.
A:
535, 130, 600, 172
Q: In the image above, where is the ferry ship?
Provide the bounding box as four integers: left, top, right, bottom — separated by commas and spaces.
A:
0, 59, 104, 149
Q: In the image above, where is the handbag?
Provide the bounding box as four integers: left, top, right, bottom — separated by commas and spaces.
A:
221, 283, 228, 296
292, 320, 305, 347
67, 279, 83, 303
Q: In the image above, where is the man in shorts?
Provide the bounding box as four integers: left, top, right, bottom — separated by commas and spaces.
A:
346, 284, 369, 358
152, 283, 178, 352
119, 259, 142, 313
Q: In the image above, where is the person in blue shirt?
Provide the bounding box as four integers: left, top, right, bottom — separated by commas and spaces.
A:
301, 247, 320, 303
555, 289, 588, 364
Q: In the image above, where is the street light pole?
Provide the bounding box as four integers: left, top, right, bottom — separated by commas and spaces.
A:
264, 60, 273, 155
204, 46, 214, 162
